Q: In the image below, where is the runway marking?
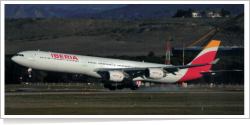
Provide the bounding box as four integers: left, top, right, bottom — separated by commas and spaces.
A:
236, 89, 244, 91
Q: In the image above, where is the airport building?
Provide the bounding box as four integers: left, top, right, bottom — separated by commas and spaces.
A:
172, 46, 244, 57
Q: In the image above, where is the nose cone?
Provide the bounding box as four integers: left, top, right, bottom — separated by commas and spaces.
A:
11, 55, 27, 66
11, 56, 17, 62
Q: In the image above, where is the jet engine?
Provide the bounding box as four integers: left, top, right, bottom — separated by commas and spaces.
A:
145, 68, 165, 79
104, 71, 125, 82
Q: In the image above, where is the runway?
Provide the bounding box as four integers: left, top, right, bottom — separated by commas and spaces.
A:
5, 89, 244, 95
5, 88, 244, 115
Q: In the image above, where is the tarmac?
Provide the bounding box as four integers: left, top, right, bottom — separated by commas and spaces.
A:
5, 89, 244, 96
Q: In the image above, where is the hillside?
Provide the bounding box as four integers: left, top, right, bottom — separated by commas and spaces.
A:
5, 17, 244, 56
72, 4, 244, 19
5, 4, 127, 18
5, 4, 244, 19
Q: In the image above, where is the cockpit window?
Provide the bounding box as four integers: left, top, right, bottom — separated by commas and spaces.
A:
15, 54, 24, 57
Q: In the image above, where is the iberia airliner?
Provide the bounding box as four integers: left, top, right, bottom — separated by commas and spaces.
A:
11, 40, 221, 90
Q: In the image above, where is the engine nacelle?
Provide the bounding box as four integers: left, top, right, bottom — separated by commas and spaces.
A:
145, 68, 165, 79
104, 71, 125, 82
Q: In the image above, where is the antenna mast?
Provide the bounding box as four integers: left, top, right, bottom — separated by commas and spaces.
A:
183, 44, 185, 65
165, 41, 171, 65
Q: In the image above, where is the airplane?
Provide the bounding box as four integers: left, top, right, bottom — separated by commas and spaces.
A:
11, 40, 221, 90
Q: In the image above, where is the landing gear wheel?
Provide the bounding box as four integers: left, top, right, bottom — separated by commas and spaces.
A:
131, 85, 138, 90
117, 85, 124, 90
109, 86, 116, 90
104, 84, 111, 88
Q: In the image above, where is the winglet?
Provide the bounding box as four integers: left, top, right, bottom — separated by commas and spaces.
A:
209, 58, 220, 65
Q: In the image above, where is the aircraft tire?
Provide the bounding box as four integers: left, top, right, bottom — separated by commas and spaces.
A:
131, 85, 138, 90
117, 85, 123, 90
104, 83, 111, 88
109, 86, 116, 90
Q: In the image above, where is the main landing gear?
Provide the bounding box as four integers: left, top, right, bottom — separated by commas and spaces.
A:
103, 81, 138, 90
131, 85, 138, 90
104, 83, 116, 90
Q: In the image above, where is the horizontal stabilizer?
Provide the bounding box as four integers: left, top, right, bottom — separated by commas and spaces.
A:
200, 69, 243, 75
207, 69, 243, 73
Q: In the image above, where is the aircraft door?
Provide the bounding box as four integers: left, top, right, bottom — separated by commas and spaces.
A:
81, 59, 87, 66
29, 53, 36, 61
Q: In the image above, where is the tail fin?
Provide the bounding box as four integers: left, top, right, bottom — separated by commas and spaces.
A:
177, 40, 221, 82
188, 40, 221, 71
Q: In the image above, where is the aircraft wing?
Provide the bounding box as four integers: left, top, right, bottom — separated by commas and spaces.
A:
94, 58, 220, 73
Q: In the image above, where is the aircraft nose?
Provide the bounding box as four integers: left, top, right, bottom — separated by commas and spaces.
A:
11, 56, 17, 62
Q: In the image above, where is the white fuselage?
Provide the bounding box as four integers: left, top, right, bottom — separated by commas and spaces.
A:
11, 51, 188, 83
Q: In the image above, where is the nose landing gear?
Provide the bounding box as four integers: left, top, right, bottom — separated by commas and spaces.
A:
28, 68, 32, 78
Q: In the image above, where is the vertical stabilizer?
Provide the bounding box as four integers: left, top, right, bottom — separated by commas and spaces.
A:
177, 40, 221, 82
188, 40, 221, 67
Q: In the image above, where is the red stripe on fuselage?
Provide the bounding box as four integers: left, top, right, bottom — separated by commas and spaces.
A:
177, 51, 216, 82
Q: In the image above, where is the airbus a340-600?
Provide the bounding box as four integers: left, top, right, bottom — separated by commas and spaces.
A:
12, 40, 221, 90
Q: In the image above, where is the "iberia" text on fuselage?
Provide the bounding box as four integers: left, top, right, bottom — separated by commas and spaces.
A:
51, 54, 78, 60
